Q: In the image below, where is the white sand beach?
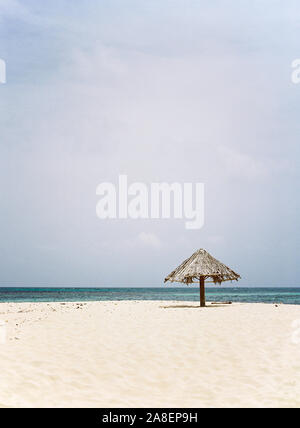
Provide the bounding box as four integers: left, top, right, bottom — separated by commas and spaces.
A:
0, 301, 300, 408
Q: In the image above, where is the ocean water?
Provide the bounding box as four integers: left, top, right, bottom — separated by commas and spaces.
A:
0, 287, 300, 305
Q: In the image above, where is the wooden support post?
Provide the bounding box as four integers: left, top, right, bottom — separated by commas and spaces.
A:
200, 276, 205, 307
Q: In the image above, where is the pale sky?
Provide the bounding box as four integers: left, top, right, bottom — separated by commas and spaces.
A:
0, 0, 299, 287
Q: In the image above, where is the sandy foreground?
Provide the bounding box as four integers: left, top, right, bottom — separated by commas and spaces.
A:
0, 300, 300, 408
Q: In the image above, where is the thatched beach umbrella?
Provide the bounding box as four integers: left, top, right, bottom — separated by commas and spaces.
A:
164, 249, 240, 307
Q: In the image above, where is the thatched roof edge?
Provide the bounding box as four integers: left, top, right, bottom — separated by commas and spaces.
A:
164, 248, 241, 285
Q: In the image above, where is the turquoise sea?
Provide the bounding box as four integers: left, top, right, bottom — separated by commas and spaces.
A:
0, 287, 300, 304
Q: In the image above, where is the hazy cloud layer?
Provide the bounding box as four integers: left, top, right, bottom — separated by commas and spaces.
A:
0, 0, 299, 286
